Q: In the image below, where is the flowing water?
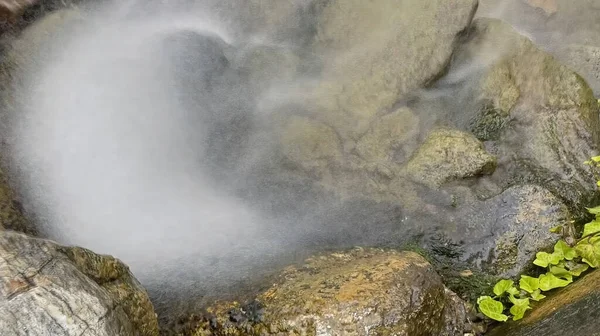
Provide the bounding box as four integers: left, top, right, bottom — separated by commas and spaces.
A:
1, 0, 599, 321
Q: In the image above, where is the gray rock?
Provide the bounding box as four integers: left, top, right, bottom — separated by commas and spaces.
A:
309, 0, 478, 140
0, 231, 159, 336
463, 18, 600, 220
555, 44, 600, 96
432, 184, 571, 279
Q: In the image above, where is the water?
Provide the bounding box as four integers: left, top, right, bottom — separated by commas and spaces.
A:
2, 0, 598, 321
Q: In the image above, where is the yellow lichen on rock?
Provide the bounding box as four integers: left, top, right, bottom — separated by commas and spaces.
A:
191, 248, 468, 336
402, 128, 497, 188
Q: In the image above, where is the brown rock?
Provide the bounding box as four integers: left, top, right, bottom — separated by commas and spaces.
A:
190, 248, 470, 336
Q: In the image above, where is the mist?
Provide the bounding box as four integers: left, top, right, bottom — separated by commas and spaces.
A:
1, 0, 596, 320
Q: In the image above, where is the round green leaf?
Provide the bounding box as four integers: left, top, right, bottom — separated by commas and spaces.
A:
582, 220, 600, 238
568, 263, 590, 277
530, 289, 546, 301
575, 239, 600, 268
493, 279, 514, 296
478, 296, 508, 322
519, 275, 539, 293
533, 252, 563, 268
554, 240, 577, 261
538, 273, 572, 291
509, 297, 531, 321
549, 266, 573, 282
506, 286, 520, 296
510, 304, 530, 321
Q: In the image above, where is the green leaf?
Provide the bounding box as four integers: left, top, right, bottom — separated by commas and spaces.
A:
549, 266, 573, 282
568, 263, 590, 277
493, 279, 514, 296
520, 275, 540, 293
575, 239, 600, 268
587, 207, 600, 215
478, 296, 508, 322
554, 240, 577, 260
507, 286, 520, 296
591, 156, 600, 162
582, 220, 600, 238
538, 273, 572, 291
509, 297, 530, 321
533, 251, 563, 268
530, 289, 546, 301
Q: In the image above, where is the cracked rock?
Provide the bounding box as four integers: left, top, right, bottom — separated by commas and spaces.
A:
0, 230, 159, 336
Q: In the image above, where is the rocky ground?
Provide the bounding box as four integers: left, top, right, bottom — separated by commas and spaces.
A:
1, 0, 600, 335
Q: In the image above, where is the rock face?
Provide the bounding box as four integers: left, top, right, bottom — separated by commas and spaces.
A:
0, 167, 32, 234
272, 7, 599, 285
187, 248, 470, 336
427, 185, 571, 280
486, 269, 600, 336
557, 44, 600, 97
0, 231, 159, 336
402, 128, 497, 188
310, 0, 478, 140
0, 0, 37, 21
464, 18, 600, 220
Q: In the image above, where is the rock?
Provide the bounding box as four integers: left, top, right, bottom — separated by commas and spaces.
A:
524, 0, 558, 15
0, 8, 83, 94
464, 18, 600, 219
279, 115, 342, 178
354, 107, 420, 166
0, 0, 37, 21
555, 44, 600, 96
434, 185, 571, 279
0, 230, 159, 336
0, 166, 33, 234
486, 269, 600, 336
310, 0, 478, 140
235, 44, 301, 94
187, 248, 470, 336
402, 128, 497, 188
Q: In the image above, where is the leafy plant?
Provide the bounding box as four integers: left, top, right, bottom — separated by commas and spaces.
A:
476, 156, 600, 322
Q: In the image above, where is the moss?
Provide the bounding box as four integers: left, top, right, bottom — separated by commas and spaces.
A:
469, 101, 510, 141
62, 246, 159, 336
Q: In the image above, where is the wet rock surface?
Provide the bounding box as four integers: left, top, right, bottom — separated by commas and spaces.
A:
309, 0, 478, 140
178, 248, 471, 336
0, 230, 159, 336
460, 17, 600, 220
479, 0, 600, 96
486, 269, 600, 336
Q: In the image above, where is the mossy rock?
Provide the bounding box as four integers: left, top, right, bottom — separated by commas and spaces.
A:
186, 248, 470, 336
0, 166, 33, 234
0, 231, 159, 336
401, 127, 497, 188
464, 18, 600, 220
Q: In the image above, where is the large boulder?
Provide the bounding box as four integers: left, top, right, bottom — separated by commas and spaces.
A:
180, 248, 472, 336
309, 0, 478, 140
463, 18, 600, 219
486, 269, 600, 336
0, 230, 159, 336
426, 184, 571, 280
